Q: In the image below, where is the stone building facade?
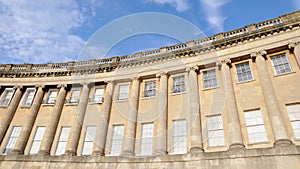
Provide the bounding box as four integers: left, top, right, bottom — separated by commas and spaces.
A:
0, 10, 300, 169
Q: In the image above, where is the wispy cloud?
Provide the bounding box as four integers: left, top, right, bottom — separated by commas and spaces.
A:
200, 0, 230, 33
0, 0, 95, 64
144, 0, 189, 12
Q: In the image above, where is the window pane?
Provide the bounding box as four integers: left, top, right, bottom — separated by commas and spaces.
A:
244, 110, 268, 143
82, 126, 96, 155
93, 88, 104, 103
271, 54, 292, 75
29, 126, 46, 154
236, 62, 253, 82
0, 89, 15, 107
110, 125, 124, 155
55, 127, 70, 155
2, 126, 22, 154
144, 81, 156, 97
173, 76, 185, 93
172, 119, 186, 153
46, 90, 58, 104
118, 85, 129, 100
140, 123, 154, 155
69, 90, 80, 103
203, 69, 218, 88
207, 115, 225, 147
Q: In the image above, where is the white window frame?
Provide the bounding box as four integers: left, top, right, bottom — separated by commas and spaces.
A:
140, 123, 154, 155
235, 61, 253, 83
67, 89, 81, 104
2, 126, 22, 155
172, 119, 187, 154
117, 84, 129, 101
271, 53, 292, 75
172, 75, 185, 94
81, 125, 96, 155
206, 115, 225, 147
244, 109, 268, 143
91, 88, 104, 103
203, 69, 218, 89
144, 81, 156, 98
0, 88, 15, 107
45, 89, 58, 104
20, 88, 36, 107
55, 126, 70, 155
110, 125, 124, 156
29, 126, 46, 155
286, 104, 300, 139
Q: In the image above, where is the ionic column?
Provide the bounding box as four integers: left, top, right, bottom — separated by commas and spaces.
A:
221, 59, 244, 149
0, 86, 23, 145
155, 72, 168, 155
289, 42, 300, 68
65, 83, 91, 156
93, 81, 115, 156
252, 51, 291, 145
12, 85, 45, 155
38, 84, 67, 155
187, 66, 204, 153
121, 77, 140, 156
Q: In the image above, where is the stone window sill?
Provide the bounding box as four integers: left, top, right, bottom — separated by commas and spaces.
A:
170, 92, 186, 96
114, 99, 129, 103
88, 102, 103, 105
202, 86, 220, 91
247, 141, 270, 146
42, 103, 55, 106
236, 79, 255, 84
273, 71, 296, 77
141, 96, 156, 100
65, 103, 78, 106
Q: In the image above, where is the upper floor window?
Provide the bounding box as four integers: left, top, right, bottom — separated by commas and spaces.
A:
81, 126, 96, 155
29, 126, 46, 154
144, 81, 156, 98
92, 88, 104, 103
2, 126, 22, 154
172, 119, 187, 154
207, 115, 225, 147
0, 88, 15, 107
203, 69, 218, 89
271, 54, 292, 75
20, 88, 36, 107
172, 75, 185, 93
68, 89, 80, 104
235, 62, 253, 82
55, 126, 70, 155
45, 90, 58, 104
244, 109, 268, 143
118, 85, 129, 101
110, 125, 124, 156
140, 123, 154, 155
286, 104, 300, 138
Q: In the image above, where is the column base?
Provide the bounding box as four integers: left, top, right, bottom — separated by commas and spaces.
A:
92, 150, 105, 156
121, 150, 135, 157
154, 149, 168, 156
229, 143, 245, 150
64, 150, 77, 156
9, 149, 23, 155
189, 147, 204, 154
38, 150, 50, 156
274, 139, 293, 147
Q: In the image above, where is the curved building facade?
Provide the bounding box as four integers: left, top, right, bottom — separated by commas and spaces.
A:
0, 10, 300, 169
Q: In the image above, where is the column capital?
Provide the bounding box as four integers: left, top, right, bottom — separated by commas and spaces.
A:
130, 76, 140, 81
156, 72, 168, 78
35, 84, 46, 89
259, 50, 267, 57
221, 58, 232, 67
186, 66, 199, 72
288, 41, 300, 51
104, 80, 115, 84
13, 85, 23, 90
57, 84, 67, 89
80, 82, 91, 86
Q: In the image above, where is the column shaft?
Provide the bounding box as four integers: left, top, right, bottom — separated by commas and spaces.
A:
221, 60, 244, 148
155, 73, 168, 155
93, 81, 114, 155
12, 86, 44, 154
121, 78, 140, 156
38, 85, 67, 155
255, 52, 290, 144
188, 68, 203, 153
0, 87, 23, 145
293, 43, 300, 68
65, 84, 90, 155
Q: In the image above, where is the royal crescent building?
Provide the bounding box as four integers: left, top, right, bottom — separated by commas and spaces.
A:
1, 10, 300, 169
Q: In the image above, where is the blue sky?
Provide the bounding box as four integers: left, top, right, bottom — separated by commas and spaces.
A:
0, 0, 299, 64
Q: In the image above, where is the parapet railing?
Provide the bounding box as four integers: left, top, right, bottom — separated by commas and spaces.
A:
0, 10, 299, 73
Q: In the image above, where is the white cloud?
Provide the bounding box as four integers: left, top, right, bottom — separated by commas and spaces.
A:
200, 0, 230, 32
0, 0, 95, 64
144, 0, 189, 12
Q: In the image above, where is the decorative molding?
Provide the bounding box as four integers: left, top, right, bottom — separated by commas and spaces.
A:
156, 72, 168, 78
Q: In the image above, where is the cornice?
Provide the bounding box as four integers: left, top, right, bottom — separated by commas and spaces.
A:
0, 10, 300, 78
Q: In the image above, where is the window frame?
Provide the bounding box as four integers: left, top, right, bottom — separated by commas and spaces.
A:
45, 89, 58, 104
29, 126, 46, 155
270, 53, 292, 75
235, 61, 253, 83
20, 88, 36, 107
172, 75, 185, 94
55, 126, 70, 156
140, 122, 154, 156
202, 68, 218, 89
81, 125, 96, 155
2, 126, 22, 155
117, 84, 129, 101
0, 88, 15, 107
286, 104, 300, 139
67, 89, 81, 104
143, 80, 156, 98
244, 109, 268, 143
172, 119, 187, 154
206, 115, 225, 147
91, 88, 104, 103
110, 125, 124, 156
